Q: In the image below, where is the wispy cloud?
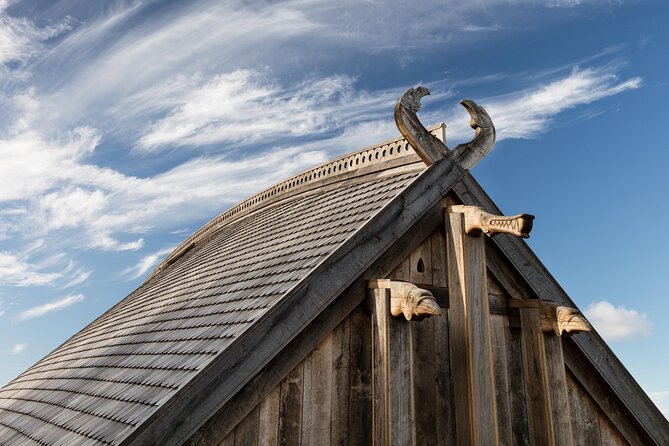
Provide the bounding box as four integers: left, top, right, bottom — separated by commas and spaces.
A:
11, 343, 27, 354
0, 0, 71, 66
585, 300, 653, 341
16, 294, 84, 321
137, 71, 358, 150
426, 66, 641, 142
61, 268, 92, 289
0, 251, 61, 287
122, 246, 176, 280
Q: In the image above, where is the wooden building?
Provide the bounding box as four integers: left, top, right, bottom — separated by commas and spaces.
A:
0, 88, 667, 445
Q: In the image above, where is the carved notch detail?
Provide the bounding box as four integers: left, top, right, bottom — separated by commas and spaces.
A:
449, 205, 535, 238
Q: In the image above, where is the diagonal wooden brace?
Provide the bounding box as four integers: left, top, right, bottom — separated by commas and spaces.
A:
449, 205, 534, 238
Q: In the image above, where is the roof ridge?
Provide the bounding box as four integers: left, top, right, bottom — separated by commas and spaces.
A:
144, 124, 445, 284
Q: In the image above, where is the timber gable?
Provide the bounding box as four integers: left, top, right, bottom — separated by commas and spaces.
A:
0, 87, 667, 446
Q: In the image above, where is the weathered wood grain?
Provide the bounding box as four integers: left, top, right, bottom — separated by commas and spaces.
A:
217, 432, 234, 446
519, 307, 554, 445
490, 313, 513, 446
543, 334, 573, 446
258, 385, 281, 446
410, 318, 437, 445
410, 237, 432, 285
598, 413, 628, 446
278, 364, 303, 446
372, 288, 390, 446
330, 318, 350, 446
234, 406, 259, 446
446, 210, 499, 445
563, 342, 649, 445
348, 306, 372, 446
430, 226, 448, 289
504, 324, 531, 446
434, 310, 456, 446
567, 374, 602, 446
301, 335, 333, 446
452, 174, 669, 445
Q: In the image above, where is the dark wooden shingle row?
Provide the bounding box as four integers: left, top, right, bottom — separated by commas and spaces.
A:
0, 170, 419, 445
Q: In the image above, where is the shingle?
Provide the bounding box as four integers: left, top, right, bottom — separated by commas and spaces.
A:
0, 165, 421, 444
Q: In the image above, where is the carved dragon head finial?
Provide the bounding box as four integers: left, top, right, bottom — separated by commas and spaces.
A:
394, 85, 496, 169
389, 282, 441, 321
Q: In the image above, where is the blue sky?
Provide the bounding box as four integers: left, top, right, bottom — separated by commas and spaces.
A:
0, 0, 667, 417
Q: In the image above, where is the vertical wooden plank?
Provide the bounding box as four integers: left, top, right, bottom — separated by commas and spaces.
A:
217, 431, 235, 446
430, 225, 448, 288
490, 313, 513, 446
372, 288, 390, 446
544, 334, 574, 446
302, 334, 333, 446
505, 325, 531, 446
410, 318, 437, 445
278, 363, 303, 446
391, 257, 411, 281
567, 375, 602, 446
446, 212, 473, 446
446, 211, 499, 445
330, 318, 350, 446
434, 310, 456, 446
258, 385, 281, 446
348, 305, 372, 446
389, 313, 412, 446
519, 307, 555, 445
234, 405, 259, 446
409, 237, 432, 285
598, 413, 628, 446
410, 231, 437, 445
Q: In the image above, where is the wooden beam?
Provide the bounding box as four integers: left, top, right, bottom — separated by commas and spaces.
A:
445, 209, 499, 445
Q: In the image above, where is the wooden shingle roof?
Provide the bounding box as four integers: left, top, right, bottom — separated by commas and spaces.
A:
0, 132, 435, 446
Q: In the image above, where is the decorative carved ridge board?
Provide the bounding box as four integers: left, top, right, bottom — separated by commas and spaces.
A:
144, 126, 445, 284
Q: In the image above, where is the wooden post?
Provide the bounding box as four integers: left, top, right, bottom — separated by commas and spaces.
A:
509, 299, 590, 445
445, 208, 500, 445
445, 204, 534, 445
369, 280, 440, 446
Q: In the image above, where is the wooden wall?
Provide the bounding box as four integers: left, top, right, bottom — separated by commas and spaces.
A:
209, 224, 630, 446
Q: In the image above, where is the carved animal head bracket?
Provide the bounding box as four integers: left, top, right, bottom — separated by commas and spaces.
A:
509, 300, 592, 337
449, 205, 534, 238
368, 279, 442, 321
394, 86, 496, 168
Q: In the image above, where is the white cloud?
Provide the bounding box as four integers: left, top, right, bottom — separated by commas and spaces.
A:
11, 343, 27, 354
16, 294, 84, 321
0, 1, 71, 66
585, 300, 652, 342
61, 268, 92, 289
0, 251, 61, 286
426, 66, 641, 143
122, 246, 176, 280
137, 71, 358, 150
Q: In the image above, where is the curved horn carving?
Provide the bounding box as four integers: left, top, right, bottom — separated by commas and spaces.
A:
394, 86, 496, 169
449, 99, 496, 170
394, 87, 449, 166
